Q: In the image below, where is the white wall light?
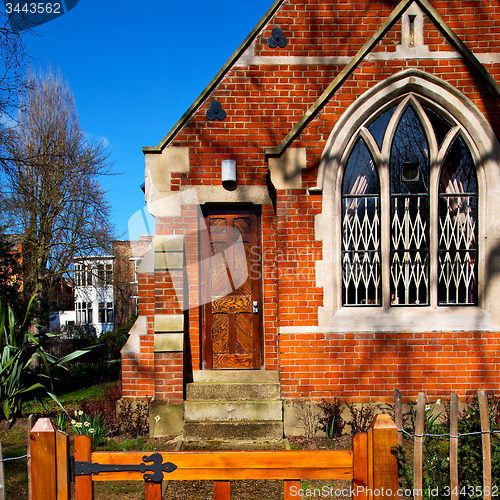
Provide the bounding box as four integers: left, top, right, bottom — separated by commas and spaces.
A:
221, 159, 237, 188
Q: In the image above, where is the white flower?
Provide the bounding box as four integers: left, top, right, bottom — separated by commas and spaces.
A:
84, 421, 90, 427
155, 415, 161, 423
78, 410, 84, 417
436, 399, 441, 405
88, 428, 95, 434
71, 420, 76, 425
74, 410, 78, 417
425, 404, 431, 411
76, 422, 83, 428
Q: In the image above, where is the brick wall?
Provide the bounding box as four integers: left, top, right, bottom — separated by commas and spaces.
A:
279, 331, 500, 403
113, 238, 152, 328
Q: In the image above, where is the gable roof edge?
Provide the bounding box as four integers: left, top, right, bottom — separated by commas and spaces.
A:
143, 0, 287, 154
265, 0, 500, 157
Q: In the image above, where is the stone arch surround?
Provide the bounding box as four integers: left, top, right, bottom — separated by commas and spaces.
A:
313, 69, 500, 332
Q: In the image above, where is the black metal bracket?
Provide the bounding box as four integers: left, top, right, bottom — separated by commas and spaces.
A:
68, 453, 177, 483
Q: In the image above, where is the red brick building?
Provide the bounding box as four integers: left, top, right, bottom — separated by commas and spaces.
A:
122, 0, 500, 438
113, 237, 153, 328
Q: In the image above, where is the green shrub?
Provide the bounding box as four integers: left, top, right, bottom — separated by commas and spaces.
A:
0, 297, 88, 421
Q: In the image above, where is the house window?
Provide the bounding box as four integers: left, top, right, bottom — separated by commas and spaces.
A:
107, 302, 114, 324
99, 301, 114, 324
98, 302, 105, 323
86, 265, 93, 286
341, 95, 478, 307
76, 302, 89, 324
129, 257, 143, 284
74, 264, 80, 287
87, 302, 93, 324
97, 264, 105, 285
105, 263, 113, 282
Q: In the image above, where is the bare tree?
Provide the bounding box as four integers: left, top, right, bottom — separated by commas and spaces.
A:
0, 11, 28, 115
0, 67, 115, 323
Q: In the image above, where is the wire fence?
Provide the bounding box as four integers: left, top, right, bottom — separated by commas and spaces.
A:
399, 428, 500, 439
0, 454, 29, 462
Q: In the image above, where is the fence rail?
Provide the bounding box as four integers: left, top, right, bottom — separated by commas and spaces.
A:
30, 414, 399, 500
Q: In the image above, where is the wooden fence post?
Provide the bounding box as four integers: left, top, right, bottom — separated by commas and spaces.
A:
413, 393, 426, 500
449, 393, 459, 500
478, 390, 492, 500
27, 414, 36, 500
74, 435, 94, 500
213, 480, 231, 500
30, 418, 58, 500
56, 429, 70, 500
0, 438, 5, 500
145, 481, 163, 500
284, 480, 301, 500
353, 432, 368, 500
367, 414, 398, 500
394, 389, 403, 447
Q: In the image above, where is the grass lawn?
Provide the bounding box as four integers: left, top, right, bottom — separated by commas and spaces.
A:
0, 382, 180, 500
22, 382, 112, 417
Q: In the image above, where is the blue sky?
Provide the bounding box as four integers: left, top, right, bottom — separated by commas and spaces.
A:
19, 0, 274, 240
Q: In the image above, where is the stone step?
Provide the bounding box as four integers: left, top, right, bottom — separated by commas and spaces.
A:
184, 400, 283, 422
192, 370, 279, 384
186, 382, 281, 401
183, 421, 284, 441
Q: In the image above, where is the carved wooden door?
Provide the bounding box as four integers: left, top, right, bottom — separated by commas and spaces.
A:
201, 208, 263, 369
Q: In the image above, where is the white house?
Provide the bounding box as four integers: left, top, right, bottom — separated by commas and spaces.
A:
73, 256, 114, 336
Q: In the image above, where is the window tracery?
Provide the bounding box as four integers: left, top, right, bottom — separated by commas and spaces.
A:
341, 95, 478, 307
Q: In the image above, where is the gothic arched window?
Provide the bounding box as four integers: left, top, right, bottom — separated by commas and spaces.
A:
341, 95, 478, 307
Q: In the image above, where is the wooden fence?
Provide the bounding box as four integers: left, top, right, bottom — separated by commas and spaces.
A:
394, 389, 498, 500
29, 414, 399, 500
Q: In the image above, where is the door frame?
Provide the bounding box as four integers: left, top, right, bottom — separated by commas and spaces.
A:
200, 206, 264, 370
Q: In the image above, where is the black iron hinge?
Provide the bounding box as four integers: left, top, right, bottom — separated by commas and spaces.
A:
67, 453, 177, 483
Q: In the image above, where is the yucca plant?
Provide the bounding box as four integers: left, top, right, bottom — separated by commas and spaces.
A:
0, 296, 88, 422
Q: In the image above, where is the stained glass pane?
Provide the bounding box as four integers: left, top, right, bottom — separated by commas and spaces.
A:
368, 105, 396, 150
390, 106, 429, 195
424, 105, 452, 149
342, 139, 381, 306
438, 137, 477, 305
390, 106, 430, 305
342, 139, 379, 195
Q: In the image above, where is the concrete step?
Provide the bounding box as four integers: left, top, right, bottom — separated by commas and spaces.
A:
186, 382, 280, 401
183, 421, 284, 441
184, 400, 282, 422
192, 370, 279, 384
